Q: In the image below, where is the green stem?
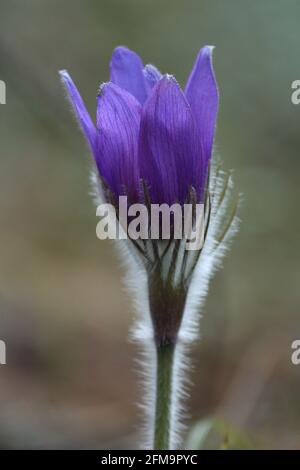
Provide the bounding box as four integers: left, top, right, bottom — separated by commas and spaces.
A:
153, 342, 175, 450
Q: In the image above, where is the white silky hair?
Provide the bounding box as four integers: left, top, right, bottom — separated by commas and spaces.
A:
90, 159, 240, 449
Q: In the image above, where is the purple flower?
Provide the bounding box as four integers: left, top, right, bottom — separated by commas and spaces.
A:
60, 46, 218, 205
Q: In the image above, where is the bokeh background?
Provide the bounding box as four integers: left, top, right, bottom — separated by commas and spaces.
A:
0, 0, 299, 449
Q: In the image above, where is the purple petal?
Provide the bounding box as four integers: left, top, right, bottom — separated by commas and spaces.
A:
96, 82, 141, 201
110, 46, 148, 104
185, 46, 219, 166
143, 64, 162, 89
139, 76, 204, 205
60, 70, 97, 154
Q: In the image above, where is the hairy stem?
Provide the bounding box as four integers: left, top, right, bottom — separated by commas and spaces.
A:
153, 342, 175, 449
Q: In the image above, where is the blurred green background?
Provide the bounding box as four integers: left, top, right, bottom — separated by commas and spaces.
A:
0, 0, 300, 449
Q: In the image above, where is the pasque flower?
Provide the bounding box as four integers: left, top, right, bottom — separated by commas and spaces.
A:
60, 46, 238, 450
60, 45, 218, 205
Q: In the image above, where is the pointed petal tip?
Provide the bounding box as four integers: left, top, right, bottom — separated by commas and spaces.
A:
97, 81, 141, 107
184, 44, 219, 167
59, 69, 74, 83
59, 68, 97, 155
203, 44, 215, 51
97, 81, 110, 97
143, 64, 162, 89
150, 74, 183, 97
165, 73, 176, 81
110, 45, 141, 67
193, 46, 217, 69
153, 74, 177, 87
59, 69, 71, 85
97, 81, 122, 104
198, 46, 218, 73
59, 70, 81, 95
111, 45, 132, 57
59, 68, 68, 77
